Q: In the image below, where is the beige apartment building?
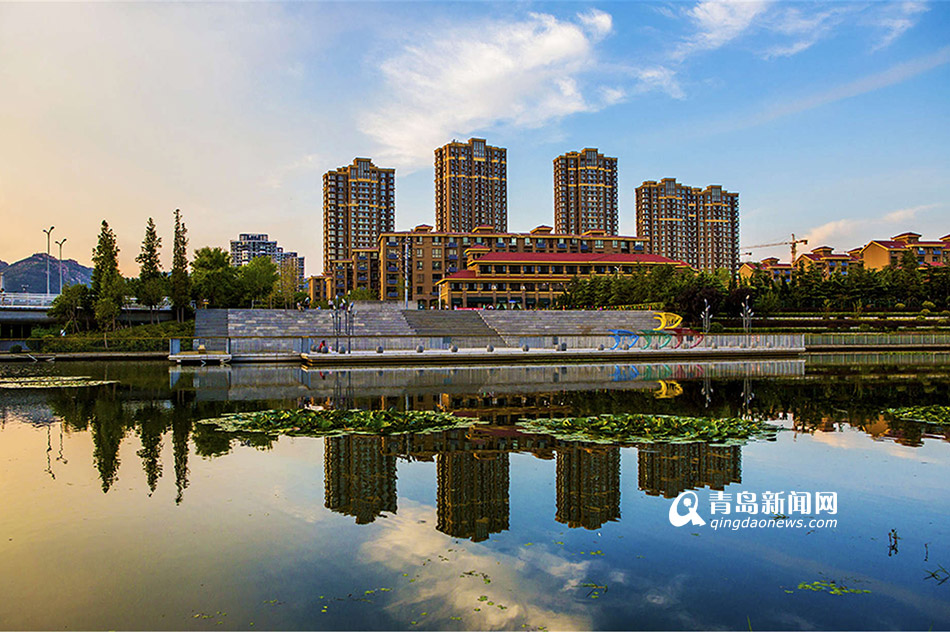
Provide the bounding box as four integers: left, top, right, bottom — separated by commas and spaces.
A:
435, 138, 507, 233
323, 158, 395, 273
636, 178, 740, 275
554, 148, 618, 235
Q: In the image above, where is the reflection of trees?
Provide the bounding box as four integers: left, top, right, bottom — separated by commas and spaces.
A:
135, 404, 168, 495
172, 401, 191, 505
91, 395, 129, 493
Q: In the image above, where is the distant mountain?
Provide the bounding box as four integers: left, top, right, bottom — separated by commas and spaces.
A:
0, 260, 7, 273
0, 253, 93, 293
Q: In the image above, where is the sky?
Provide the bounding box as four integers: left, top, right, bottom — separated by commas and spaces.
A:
1, 0, 948, 275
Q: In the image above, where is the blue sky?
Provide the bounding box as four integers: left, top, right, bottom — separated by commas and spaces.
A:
0, 1, 947, 273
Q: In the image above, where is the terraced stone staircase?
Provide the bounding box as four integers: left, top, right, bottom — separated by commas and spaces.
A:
402, 310, 506, 346
194, 306, 660, 352
478, 310, 658, 345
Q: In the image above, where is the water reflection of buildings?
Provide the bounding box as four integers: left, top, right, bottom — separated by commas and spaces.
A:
319, 427, 738, 539
556, 445, 621, 530
437, 452, 510, 541
324, 435, 397, 524
638, 443, 741, 499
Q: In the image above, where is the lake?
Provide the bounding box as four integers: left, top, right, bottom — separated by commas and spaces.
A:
1, 355, 949, 630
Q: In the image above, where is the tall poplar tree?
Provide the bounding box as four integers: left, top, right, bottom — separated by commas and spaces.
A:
169, 209, 190, 322
135, 217, 165, 322
91, 220, 125, 333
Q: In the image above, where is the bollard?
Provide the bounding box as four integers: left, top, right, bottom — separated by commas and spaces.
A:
451, 345, 458, 353
622, 344, 630, 351
559, 342, 567, 351
376, 346, 384, 354
416, 345, 424, 353
486, 345, 494, 352
598, 344, 605, 351
522, 344, 530, 352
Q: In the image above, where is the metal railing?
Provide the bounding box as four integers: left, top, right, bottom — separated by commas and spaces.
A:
166, 332, 807, 357
805, 332, 950, 347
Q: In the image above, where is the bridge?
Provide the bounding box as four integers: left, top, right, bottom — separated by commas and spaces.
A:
0, 292, 172, 339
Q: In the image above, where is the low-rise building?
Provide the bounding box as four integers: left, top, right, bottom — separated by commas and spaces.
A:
795, 246, 860, 277
858, 232, 949, 270
437, 250, 688, 309
325, 224, 649, 308
307, 275, 328, 304
738, 257, 794, 283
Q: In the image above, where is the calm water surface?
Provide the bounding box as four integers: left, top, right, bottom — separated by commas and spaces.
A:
1, 356, 949, 630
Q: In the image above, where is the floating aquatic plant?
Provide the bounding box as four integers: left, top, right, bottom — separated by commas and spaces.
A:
884, 405, 950, 426
797, 580, 870, 595
0, 376, 118, 390
515, 413, 778, 444
197, 408, 484, 437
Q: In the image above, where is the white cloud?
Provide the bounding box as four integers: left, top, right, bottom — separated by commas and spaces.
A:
761, 5, 857, 59
670, 1, 928, 64
872, 1, 929, 51
672, 0, 772, 61
359, 11, 619, 171
804, 203, 939, 248
359, 501, 594, 630
633, 66, 686, 100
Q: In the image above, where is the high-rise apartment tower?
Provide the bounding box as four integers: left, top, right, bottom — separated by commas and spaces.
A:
553, 148, 618, 235
435, 138, 507, 233
636, 178, 739, 274
323, 158, 395, 273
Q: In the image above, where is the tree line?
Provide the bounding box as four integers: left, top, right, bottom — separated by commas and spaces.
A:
555, 250, 950, 325
49, 210, 305, 333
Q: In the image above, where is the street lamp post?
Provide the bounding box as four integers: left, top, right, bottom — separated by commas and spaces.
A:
42, 226, 54, 296
55, 238, 67, 294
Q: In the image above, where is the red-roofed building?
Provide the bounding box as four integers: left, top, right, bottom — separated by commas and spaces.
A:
369, 225, 648, 308
794, 246, 861, 277
859, 232, 949, 271
436, 251, 688, 309
738, 257, 794, 283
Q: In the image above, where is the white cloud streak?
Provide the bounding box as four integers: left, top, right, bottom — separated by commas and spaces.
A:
804, 203, 940, 247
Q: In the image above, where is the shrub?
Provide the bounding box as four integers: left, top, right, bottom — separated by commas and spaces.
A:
922, 301, 936, 310
709, 322, 725, 333
895, 303, 906, 311
921, 308, 932, 316
858, 323, 872, 331
9, 345, 22, 354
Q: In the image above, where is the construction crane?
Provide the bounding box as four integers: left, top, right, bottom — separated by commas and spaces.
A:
742, 233, 809, 263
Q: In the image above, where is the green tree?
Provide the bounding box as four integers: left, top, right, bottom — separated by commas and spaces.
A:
48, 283, 93, 332
91, 221, 125, 333
169, 209, 191, 322
191, 247, 237, 308
134, 217, 165, 322
237, 256, 278, 307
91, 220, 120, 299
94, 273, 126, 335
276, 258, 301, 308
345, 287, 378, 301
